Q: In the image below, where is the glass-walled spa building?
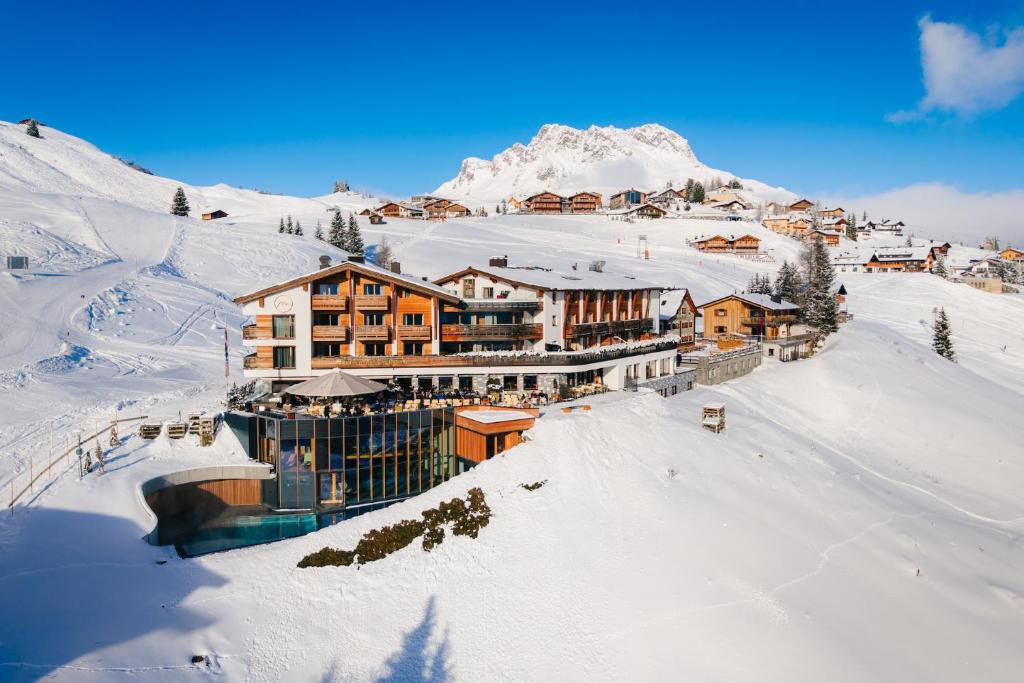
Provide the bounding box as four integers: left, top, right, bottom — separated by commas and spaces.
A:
226, 408, 458, 512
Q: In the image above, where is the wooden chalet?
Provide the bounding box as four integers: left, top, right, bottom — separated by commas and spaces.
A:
865, 247, 934, 273
506, 196, 523, 211
803, 229, 840, 246
358, 208, 374, 216
699, 293, 801, 341
618, 202, 666, 219
815, 207, 845, 218
731, 234, 761, 253
786, 215, 813, 235
761, 216, 790, 232
569, 192, 601, 213
707, 199, 749, 213
609, 189, 647, 210
998, 247, 1024, 262
523, 192, 564, 214
422, 199, 452, 219
375, 202, 402, 218
444, 202, 470, 218
201, 210, 229, 221
788, 198, 814, 212
765, 201, 788, 215
689, 234, 761, 254
368, 213, 384, 225
660, 289, 700, 350
647, 188, 683, 206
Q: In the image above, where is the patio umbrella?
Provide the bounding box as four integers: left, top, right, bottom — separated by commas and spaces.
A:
284, 369, 387, 398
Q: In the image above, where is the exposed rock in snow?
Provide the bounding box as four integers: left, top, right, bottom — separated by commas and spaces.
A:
435, 123, 795, 205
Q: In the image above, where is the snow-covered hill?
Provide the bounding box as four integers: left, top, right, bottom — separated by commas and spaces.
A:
434, 123, 796, 205
0, 121, 1023, 681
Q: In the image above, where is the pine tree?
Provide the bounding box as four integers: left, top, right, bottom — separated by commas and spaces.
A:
314, 220, 324, 241
170, 187, 190, 216
286, 215, 293, 234
294, 220, 303, 236
690, 182, 705, 204
684, 178, 694, 201
345, 213, 364, 255
803, 237, 839, 338
934, 256, 947, 278
773, 260, 803, 304
279, 217, 286, 233
931, 308, 956, 361
25, 120, 41, 138
846, 212, 858, 241
328, 210, 345, 250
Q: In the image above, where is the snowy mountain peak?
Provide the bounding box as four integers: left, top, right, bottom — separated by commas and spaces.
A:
434, 122, 789, 203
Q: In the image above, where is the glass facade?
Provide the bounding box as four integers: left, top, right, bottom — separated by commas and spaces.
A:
249, 409, 456, 512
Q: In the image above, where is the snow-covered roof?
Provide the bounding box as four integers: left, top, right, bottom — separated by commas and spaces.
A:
659, 288, 699, 321
458, 410, 535, 425
873, 246, 932, 262
436, 264, 668, 292
699, 292, 800, 311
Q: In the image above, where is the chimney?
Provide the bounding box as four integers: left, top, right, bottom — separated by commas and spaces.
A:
771, 294, 782, 304
421, 276, 428, 282
318, 255, 331, 269
488, 255, 508, 268
347, 255, 365, 264
390, 261, 401, 274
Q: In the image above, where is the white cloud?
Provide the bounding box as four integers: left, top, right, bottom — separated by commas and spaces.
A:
891, 16, 1024, 120
824, 183, 1024, 246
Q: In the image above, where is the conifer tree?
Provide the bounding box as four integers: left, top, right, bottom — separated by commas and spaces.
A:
345, 213, 364, 255
803, 237, 839, 338
279, 217, 286, 233
294, 220, 303, 236
690, 182, 705, 204
934, 256, 947, 278
684, 178, 695, 201
773, 260, 802, 304
932, 308, 956, 361
25, 120, 41, 138
286, 215, 293, 234
328, 210, 346, 250
314, 220, 324, 241
170, 187, 190, 216
846, 212, 858, 241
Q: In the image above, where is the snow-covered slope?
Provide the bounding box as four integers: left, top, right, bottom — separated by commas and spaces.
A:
0, 121, 1023, 682
434, 123, 796, 205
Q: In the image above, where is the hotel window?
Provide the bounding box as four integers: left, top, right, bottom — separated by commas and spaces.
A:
482, 287, 494, 298
317, 283, 339, 295
403, 342, 424, 356
463, 279, 475, 298
715, 308, 727, 317
714, 326, 727, 334
272, 315, 295, 339
402, 313, 424, 325
314, 312, 340, 326
397, 288, 410, 298
362, 283, 383, 295
313, 342, 343, 357
363, 312, 385, 325
523, 375, 538, 390
273, 346, 295, 369
363, 342, 387, 356
552, 315, 557, 326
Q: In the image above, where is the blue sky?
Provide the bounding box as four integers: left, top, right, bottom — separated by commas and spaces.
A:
2, 0, 1022, 198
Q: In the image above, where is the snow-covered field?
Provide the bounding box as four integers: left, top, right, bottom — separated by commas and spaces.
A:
1, 122, 1022, 681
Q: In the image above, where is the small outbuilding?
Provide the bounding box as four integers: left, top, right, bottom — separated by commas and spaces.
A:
201, 210, 229, 220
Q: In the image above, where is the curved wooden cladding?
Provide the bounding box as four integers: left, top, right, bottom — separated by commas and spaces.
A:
354, 294, 389, 310
355, 324, 390, 340
441, 323, 543, 340
312, 324, 349, 341
460, 300, 543, 312
311, 294, 349, 310
398, 325, 432, 340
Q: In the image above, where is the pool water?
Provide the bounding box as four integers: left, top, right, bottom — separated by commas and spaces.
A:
176, 499, 405, 557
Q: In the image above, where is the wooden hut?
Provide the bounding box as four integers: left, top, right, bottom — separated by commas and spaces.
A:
201, 210, 229, 220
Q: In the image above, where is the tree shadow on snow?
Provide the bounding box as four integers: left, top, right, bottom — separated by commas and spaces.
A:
372, 596, 452, 683
0, 507, 228, 682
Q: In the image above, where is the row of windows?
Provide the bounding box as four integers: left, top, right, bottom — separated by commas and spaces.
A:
316, 282, 417, 297
278, 313, 426, 331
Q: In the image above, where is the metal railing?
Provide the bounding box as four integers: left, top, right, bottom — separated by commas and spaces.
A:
5, 415, 148, 513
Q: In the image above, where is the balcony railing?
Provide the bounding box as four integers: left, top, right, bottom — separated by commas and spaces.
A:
741, 315, 797, 326
303, 339, 680, 369
354, 324, 390, 340
242, 324, 271, 340
570, 318, 652, 337
312, 325, 348, 341
354, 294, 389, 309
441, 323, 543, 340
398, 324, 432, 340
311, 294, 348, 310
460, 300, 543, 312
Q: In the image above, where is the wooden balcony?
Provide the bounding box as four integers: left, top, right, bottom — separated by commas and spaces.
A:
354, 324, 390, 340
741, 315, 797, 327
398, 324, 432, 340
354, 294, 389, 310
570, 318, 652, 337
242, 324, 270, 340
312, 325, 348, 341
311, 294, 348, 310
441, 323, 543, 341
461, 300, 543, 312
